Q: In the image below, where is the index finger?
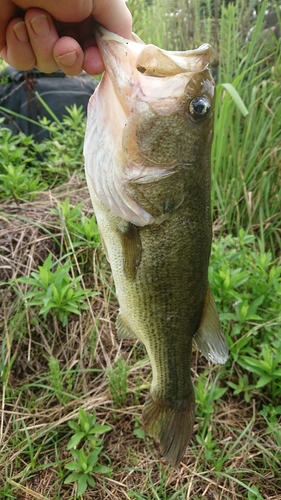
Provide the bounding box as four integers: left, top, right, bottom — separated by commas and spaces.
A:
0, 3, 20, 54
92, 0, 132, 39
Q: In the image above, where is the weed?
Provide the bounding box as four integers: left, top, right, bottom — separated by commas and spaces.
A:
107, 357, 129, 408
227, 374, 255, 403
0, 162, 46, 201
0, 466, 18, 500
64, 447, 111, 495
133, 418, 146, 440
247, 486, 264, 500
47, 355, 75, 405
67, 408, 111, 450
195, 371, 227, 465
51, 198, 100, 258
195, 370, 227, 423
209, 228, 281, 407
64, 408, 112, 495
0, 484, 17, 500
128, 466, 186, 499
259, 404, 281, 448
238, 344, 281, 399
0, 129, 46, 200
17, 253, 97, 326
196, 428, 220, 464
39, 104, 86, 182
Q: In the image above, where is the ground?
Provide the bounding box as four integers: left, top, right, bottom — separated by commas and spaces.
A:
0, 178, 280, 500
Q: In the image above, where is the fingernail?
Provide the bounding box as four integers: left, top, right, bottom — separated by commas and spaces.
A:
13, 21, 29, 43
29, 14, 51, 37
56, 50, 77, 67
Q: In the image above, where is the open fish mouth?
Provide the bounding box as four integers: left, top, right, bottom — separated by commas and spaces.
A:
94, 24, 213, 111
95, 24, 211, 74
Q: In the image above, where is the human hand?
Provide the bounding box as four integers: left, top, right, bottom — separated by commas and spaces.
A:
0, 0, 132, 75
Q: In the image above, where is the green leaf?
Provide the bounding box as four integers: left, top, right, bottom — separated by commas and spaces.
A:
76, 447, 87, 466
238, 357, 265, 376
18, 276, 40, 286
81, 461, 88, 471
60, 304, 81, 315
59, 313, 68, 327
64, 461, 79, 471
60, 283, 72, 299
68, 420, 81, 432
86, 475, 96, 488
133, 427, 146, 440
84, 422, 90, 433
67, 432, 86, 450
89, 425, 112, 435
93, 464, 112, 475
79, 407, 90, 427
87, 448, 102, 468
227, 381, 240, 391
64, 471, 82, 484
256, 375, 272, 388
66, 288, 74, 300
77, 474, 88, 495
39, 268, 50, 288
26, 297, 45, 306
221, 83, 249, 117
213, 387, 227, 400
52, 284, 61, 304
70, 448, 80, 460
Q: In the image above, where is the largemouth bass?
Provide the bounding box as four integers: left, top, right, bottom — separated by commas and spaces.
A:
84, 26, 228, 466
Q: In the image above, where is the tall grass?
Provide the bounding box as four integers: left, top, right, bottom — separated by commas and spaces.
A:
213, 0, 281, 253
128, 0, 218, 52
127, 0, 281, 255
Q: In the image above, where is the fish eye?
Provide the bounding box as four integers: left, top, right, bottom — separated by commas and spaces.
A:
188, 96, 211, 120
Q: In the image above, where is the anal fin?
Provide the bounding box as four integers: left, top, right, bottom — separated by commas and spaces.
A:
194, 284, 228, 365
116, 312, 138, 340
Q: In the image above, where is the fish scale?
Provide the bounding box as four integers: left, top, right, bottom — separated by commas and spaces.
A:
84, 25, 229, 466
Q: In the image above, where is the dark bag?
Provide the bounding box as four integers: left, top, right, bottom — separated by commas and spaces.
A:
0, 66, 98, 142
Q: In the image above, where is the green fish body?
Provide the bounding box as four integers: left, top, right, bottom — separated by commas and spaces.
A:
84, 27, 228, 466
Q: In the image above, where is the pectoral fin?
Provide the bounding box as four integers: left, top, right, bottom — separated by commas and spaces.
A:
118, 222, 142, 281
116, 312, 138, 340
194, 284, 228, 364
99, 230, 109, 262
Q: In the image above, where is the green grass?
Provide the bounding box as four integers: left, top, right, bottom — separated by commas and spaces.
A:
128, 0, 281, 256
1, 1, 281, 498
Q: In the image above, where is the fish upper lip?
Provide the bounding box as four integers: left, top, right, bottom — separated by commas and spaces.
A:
95, 24, 212, 75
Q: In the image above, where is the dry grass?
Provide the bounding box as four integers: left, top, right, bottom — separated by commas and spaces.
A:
0, 179, 281, 499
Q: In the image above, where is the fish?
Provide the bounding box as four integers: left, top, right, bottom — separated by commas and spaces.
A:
84, 26, 228, 467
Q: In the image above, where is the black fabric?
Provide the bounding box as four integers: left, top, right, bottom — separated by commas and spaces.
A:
0, 66, 98, 141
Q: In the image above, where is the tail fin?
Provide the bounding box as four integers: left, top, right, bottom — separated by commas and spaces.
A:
143, 392, 195, 467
